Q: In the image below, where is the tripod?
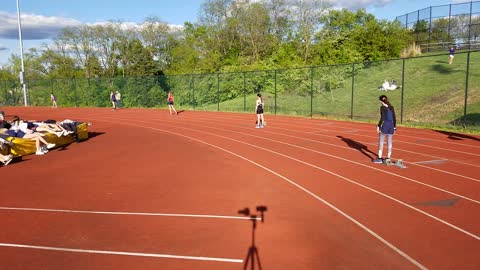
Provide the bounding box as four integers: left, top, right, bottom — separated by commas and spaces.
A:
243, 215, 262, 270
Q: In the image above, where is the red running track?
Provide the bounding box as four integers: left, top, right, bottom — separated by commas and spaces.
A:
0, 107, 479, 270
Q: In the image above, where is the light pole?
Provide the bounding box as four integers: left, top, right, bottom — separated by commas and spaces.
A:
16, 0, 28, 106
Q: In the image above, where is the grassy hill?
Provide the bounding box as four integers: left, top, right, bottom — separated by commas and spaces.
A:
1, 50, 478, 133
195, 50, 480, 132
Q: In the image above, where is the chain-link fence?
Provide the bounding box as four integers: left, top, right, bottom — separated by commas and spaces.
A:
1, 50, 479, 129
396, 1, 480, 52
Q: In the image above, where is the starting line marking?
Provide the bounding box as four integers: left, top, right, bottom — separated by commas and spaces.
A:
0, 206, 261, 221
0, 243, 243, 263
411, 159, 448, 165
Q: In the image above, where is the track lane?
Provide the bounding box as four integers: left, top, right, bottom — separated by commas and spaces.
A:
1, 107, 478, 270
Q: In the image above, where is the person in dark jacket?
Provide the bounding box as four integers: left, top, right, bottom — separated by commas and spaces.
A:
373, 95, 396, 163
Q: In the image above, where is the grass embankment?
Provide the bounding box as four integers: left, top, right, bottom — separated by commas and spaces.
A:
196, 51, 480, 134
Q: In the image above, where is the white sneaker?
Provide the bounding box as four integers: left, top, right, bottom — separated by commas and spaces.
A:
35, 151, 45, 155
4, 155, 13, 165
47, 143, 56, 149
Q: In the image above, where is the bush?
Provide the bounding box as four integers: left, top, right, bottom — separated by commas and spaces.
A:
401, 43, 422, 58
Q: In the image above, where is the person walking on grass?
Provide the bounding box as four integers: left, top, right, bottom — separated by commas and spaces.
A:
255, 93, 265, 128
110, 91, 117, 110
373, 95, 396, 164
50, 92, 57, 108
167, 92, 177, 115
449, 46, 455, 64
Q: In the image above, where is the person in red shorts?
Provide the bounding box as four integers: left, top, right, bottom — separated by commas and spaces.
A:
167, 92, 177, 115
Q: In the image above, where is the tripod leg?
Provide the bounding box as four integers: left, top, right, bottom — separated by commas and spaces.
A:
253, 247, 263, 270
243, 247, 253, 270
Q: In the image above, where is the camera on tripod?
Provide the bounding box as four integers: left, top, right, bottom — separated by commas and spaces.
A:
238, 205, 268, 270
238, 205, 267, 222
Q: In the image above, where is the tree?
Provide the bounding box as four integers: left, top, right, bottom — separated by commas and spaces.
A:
125, 38, 156, 76
316, 9, 412, 63
139, 16, 176, 71
237, 2, 273, 63
290, 0, 332, 63
431, 18, 450, 43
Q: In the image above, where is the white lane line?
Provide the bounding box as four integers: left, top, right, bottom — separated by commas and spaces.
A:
132, 118, 480, 238
0, 243, 243, 263
203, 114, 480, 158
97, 119, 428, 270
157, 117, 480, 202
411, 160, 448, 164
0, 207, 260, 220
185, 115, 480, 170
205, 113, 480, 153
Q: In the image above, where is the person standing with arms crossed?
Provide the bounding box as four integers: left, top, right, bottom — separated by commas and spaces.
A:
373, 95, 396, 164
255, 93, 265, 128
167, 92, 177, 115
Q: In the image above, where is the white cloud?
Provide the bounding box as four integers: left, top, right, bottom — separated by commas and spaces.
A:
333, 0, 394, 10
0, 11, 81, 40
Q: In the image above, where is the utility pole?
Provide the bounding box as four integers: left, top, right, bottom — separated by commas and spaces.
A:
16, 0, 28, 106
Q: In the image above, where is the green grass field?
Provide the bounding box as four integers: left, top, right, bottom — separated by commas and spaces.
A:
2, 51, 479, 133
193, 50, 480, 133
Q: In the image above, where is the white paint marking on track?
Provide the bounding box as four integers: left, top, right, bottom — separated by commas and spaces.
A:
411, 160, 448, 164
100, 116, 480, 240
0, 207, 261, 220
179, 114, 480, 171
98, 119, 429, 270
410, 162, 480, 183
151, 117, 480, 202
202, 114, 480, 162
0, 243, 243, 263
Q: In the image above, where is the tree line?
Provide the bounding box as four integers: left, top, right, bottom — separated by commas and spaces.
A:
1, 0, 416, 83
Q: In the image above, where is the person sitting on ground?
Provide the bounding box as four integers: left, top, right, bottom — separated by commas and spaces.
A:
4, 116, 55, 155
33, 122, 72, 137
0, 153, 13, 166
380, 80, 398, 91
58, 119, 83, 142
0, 111, 11, 129
0, 133, 14, 148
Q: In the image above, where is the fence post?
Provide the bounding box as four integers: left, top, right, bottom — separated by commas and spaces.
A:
72, 78, 78, 107
401, 58, 405, 124
192, 75, 195, 110
464, 51, 471, 122
274, 70, 277, 115
468, 2, 473, 50
217, 73, 220, 111
350, 63, 355, 120
428, 7, 432, 51
310, 67, 313, 118
50, 78, 54, 107
448, 4, 452, 39
243, 71, 246, 112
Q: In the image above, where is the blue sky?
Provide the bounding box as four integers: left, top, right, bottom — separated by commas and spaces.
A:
0, 0, 468, 66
